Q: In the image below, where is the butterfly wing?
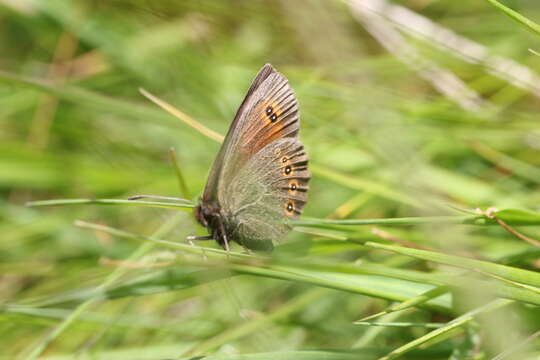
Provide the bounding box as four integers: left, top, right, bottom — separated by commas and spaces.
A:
223, 137, 310, 250
201, 64, 275, 202
201, 64, 309, 250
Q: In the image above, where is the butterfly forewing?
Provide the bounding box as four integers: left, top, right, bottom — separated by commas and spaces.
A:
201, 64, 276, 202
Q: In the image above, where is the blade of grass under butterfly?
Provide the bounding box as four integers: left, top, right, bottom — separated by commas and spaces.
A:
64, 222, 453, 311
73, 220, 248, 259
26, 198, 194, 210
67, 222, 540, 306
22, 220, 538, 309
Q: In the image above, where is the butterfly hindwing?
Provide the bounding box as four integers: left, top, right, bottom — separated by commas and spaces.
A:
222, 138, 310, 250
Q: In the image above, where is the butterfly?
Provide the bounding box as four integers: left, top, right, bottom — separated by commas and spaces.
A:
191, 64, 310, 251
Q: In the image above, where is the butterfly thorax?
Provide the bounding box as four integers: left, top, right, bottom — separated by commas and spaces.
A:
194, 201, 230, 248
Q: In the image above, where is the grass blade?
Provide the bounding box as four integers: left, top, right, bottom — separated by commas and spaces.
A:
26, 198, 195, 210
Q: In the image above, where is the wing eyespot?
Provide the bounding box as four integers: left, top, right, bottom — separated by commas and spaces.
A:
264, 104, 279, 123
285, 201, 294, 214
288, 181, 298, 194
284, 165, 292, 175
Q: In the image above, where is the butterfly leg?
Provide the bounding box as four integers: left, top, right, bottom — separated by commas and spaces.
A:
186, 235, 213, 241
186, 234, 213, 246
221, 230, 230, 253
215, 215, 230, 254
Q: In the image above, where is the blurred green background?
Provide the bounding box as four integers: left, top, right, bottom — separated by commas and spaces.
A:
1, 0, 540, 359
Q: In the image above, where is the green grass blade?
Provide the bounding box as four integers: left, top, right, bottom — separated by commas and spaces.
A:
20, 214, 184, 360
310, 164, 421, 208
378, 299, 513, 360
291, 215, 484, 227
484, 0, 540, 36
26, 198, 195, 210
365, 242, 540, 289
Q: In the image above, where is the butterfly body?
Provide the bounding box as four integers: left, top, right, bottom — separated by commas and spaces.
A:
195, 64, 310, 251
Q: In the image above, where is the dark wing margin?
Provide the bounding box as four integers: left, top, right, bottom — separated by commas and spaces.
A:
202, 64, 277, 202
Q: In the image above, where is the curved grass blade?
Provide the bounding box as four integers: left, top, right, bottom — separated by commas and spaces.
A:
484, 0, 540, 37
181, 288, 327, 357
378, 299, 513, 360
357, 286, 451, 322
365, 242, 540, 289
26, 198, 194, 210
310, 164, 420, 208
18, 268, 232, 308
66, 222, 454, 312
20, 214, 185, 360
291, 215, 484, 227
168, 147, 190, 198
354, 321, 444, 328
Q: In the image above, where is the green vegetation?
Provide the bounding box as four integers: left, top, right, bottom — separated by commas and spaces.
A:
1, 1, 540, 359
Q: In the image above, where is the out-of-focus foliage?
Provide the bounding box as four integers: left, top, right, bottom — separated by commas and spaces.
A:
1, 0, 540, 359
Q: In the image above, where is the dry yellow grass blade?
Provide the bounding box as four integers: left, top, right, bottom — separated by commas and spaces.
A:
139, 87, 224, 143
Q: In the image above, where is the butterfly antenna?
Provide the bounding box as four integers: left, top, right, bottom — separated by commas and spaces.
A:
128, 195, 191, 202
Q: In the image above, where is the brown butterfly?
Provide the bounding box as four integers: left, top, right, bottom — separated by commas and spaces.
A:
191, 64, 310, 251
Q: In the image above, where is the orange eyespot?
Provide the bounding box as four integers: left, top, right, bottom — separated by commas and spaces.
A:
287, 181, 298, 195
284, 166, 292, 175
285, 201, 294, 214
263, 102, 281, 125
